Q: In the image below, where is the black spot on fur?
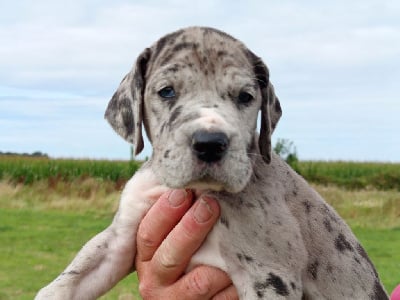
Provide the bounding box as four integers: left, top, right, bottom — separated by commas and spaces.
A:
61, 270, 80, 276
267, 273, 289, 296
357, 244, 379, 278
254, 281, 267, 298
160, 53, 174, 66
217, 50, 228, 57
370, 280, 388, 300
274, 98, 282, 115
254, 273, 289, 297
247, 50, 269, 89
303, 201, 312, 213
69, 270, 80, 275
220, 215, 229, 228
164, 150, 170, 159
354, 255, 361, 264
116, 97, 134, 135
308, 260, 319, 280
133, 49, 150, 94
323, 218, 333, 232
172, 42, 199, 53
335, 233, 353, 252
164, 64, 181, 74
153, 29, 184, 60
244, 255, 254, 263
290, 282, 296, 290
132, 74, 142, 95
160, 122, 167, 134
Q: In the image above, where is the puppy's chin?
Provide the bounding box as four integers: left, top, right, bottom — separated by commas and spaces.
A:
185, 180, 225, 192
185, 177, 246, 194
163, 176, 243, 194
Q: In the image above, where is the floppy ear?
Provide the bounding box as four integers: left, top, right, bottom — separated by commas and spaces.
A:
104, 48, 151, 155
249, 52, 282, 163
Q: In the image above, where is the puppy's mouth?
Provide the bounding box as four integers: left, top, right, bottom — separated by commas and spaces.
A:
185, 175, 225, 192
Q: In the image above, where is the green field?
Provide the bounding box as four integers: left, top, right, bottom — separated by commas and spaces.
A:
2, 155, 400, 190
0, 156, 399, 298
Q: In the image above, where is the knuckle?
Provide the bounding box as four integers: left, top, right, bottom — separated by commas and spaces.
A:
212, 286, 239, 300
156, 244, 179, 269
137, 227, 157, 249
138, 280, 155, 299
186, 268, 212, 296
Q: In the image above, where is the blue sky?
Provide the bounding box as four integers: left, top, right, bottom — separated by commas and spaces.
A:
1, 0, 399, 161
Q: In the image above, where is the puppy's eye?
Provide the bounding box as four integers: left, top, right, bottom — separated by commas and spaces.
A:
238, 91, 254, 104
158, 86, 176, 99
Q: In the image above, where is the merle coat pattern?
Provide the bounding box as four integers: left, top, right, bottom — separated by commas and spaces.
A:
36, 27, 388, 300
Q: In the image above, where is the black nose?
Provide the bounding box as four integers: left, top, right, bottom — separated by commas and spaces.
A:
191, 131, 229, 163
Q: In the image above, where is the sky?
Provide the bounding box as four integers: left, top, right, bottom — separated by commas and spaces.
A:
1, 0, 399, 162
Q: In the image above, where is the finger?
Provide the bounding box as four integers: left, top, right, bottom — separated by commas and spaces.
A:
212, 284, 239, 300
152, 196, 220, 285
165, 265, 232, 300
136, 189, 193, 262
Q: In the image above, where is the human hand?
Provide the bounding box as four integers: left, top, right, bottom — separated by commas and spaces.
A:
135, 189, 238, 299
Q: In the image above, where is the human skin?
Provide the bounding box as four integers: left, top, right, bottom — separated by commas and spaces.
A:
135, 189, 239, 299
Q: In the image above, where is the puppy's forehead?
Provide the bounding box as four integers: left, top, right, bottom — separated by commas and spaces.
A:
148, 27, 252, 74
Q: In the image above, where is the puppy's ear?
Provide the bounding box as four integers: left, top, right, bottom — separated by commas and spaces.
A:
105, 48, 151, 155
249, 51, 282, 163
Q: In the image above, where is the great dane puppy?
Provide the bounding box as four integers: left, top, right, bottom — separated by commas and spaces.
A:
36, 27, 388, 299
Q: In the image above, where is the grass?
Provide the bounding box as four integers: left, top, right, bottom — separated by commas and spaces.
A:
352, 226, 400, 292
295, 160, 400, 190
0, 155, 140, 185
314, 185, 400, 229
1, 156, 400, 191
0, 209, 140, 300
0, 156, 399, 297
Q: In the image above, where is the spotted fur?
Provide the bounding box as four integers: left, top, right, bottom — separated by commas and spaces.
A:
36, 27, 388, 300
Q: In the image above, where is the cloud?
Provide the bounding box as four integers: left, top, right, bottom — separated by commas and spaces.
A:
1, 0, 399, 161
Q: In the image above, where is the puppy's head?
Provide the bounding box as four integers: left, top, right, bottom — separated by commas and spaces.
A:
105, 27, 281, 193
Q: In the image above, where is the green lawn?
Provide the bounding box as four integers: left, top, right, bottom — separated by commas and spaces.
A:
0, 208, 398, 299
352, 226, 400, 293
0, 209, 140, 300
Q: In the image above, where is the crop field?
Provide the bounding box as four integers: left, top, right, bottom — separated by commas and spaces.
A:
0, 155, 399, 299
0, 155, 141, 185
294, 160, 400, 190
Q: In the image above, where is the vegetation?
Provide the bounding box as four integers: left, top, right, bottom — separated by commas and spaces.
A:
0, 155, 140, 185
0, 209, 140, 300
0, 155, 399, 298
296, 160, 400, 190
0, 151, 49, 158
273, 138, 299, 167
2, 154, 399, 190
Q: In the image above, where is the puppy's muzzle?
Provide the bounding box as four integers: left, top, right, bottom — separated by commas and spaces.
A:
191, 131, 229, 163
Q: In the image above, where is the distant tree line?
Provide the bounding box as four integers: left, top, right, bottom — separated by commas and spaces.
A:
0, 151, 49, 158
273, 138, 299, 167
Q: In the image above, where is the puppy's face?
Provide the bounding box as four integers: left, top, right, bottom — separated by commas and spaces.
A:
144, 30, 261, 192
105, 27, 282, 193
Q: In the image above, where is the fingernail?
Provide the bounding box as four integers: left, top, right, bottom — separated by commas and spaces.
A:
168, 190, 187, 207
193, 198, 213, 223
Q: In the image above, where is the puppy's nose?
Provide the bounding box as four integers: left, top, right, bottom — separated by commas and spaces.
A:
192, 131, 229, 163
